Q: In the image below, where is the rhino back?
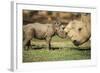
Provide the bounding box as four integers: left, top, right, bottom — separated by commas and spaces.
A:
31, 23, 54, 39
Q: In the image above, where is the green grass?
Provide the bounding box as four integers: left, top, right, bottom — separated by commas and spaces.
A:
23, 36, 91, 62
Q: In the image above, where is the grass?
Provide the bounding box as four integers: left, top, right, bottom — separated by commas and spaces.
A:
23, 36, 91, 62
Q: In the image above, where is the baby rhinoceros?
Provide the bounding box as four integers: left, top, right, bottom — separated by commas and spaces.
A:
23, 22, 66, 50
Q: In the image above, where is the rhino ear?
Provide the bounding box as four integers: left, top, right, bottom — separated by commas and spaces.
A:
81, 13, 90, 23
52, 20, 57, 25
56, 21, 61, 26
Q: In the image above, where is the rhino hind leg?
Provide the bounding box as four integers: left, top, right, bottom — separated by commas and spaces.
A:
23, 32, 33, 50
23, 39, 30, 50
26, 40, 32, 50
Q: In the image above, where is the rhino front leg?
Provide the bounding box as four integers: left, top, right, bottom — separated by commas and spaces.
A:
46, 37, 52, 50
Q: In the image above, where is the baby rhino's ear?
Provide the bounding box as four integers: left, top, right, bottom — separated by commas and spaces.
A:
52, 21, 57, 26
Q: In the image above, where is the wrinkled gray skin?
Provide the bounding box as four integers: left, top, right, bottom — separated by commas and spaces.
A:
23, 22, 66, 50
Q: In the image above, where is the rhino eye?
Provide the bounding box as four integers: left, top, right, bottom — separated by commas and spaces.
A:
78, 28, 82, 31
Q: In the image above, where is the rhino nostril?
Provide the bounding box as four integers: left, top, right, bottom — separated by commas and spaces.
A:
65, 32, 68, 35
73, 40, 80, 46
